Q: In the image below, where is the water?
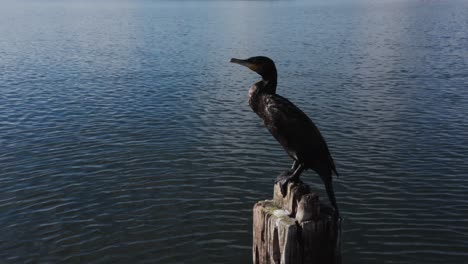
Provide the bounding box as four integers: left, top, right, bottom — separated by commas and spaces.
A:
1, 0, 468, 263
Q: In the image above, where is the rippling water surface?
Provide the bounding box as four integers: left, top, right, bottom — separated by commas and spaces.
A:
1, 0, 468, 263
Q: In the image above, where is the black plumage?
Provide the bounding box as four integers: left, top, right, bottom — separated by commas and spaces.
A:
231, 56, 339, 215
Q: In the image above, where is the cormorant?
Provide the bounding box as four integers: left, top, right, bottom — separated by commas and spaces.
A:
230, 56, 339, 215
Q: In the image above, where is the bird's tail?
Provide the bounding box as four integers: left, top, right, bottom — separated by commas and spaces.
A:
324, 178, 339, 216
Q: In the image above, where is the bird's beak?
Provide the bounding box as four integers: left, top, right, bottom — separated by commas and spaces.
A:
230, 58, 249, 66
230, 58, 259, 71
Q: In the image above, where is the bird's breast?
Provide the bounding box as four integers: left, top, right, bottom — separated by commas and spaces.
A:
248, 84, 258, 100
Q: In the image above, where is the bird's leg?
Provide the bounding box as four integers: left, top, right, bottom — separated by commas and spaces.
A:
278, 163, 305, 197
290, 160, 299, 171
275, 160, 299, 184
289, 163, 304, 182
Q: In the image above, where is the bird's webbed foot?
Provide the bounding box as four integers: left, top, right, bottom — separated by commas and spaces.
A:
275, 169, 293, 196
278, 178, 291, 197
275, 160, 299, 184
275, 163, 305, 197
275, 169, 292, 183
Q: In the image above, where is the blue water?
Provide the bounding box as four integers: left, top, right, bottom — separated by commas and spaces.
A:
1, 0, 468, 263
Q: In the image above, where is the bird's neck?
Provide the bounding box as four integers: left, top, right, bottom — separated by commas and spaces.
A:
248, 78, 277, 113
261, 74, 277, 94
260, 77, 277, 94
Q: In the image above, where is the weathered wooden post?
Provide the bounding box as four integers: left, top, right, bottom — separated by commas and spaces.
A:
253, 181, 342, 264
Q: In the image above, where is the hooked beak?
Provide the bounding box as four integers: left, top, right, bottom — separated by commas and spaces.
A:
230, 58, 259, 72
230, 58, 249, 66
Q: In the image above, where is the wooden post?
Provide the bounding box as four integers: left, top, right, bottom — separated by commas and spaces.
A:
253, 181, 341, 264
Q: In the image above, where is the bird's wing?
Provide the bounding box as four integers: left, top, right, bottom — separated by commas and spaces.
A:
262, 94, 338, 176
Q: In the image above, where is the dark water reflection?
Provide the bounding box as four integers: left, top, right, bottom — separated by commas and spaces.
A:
1, 0, 468, 263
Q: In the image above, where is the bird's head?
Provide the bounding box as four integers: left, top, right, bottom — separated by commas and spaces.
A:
230, 56, 277, 81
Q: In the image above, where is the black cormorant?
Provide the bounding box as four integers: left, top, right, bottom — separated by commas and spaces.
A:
230, 56, 339, 215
